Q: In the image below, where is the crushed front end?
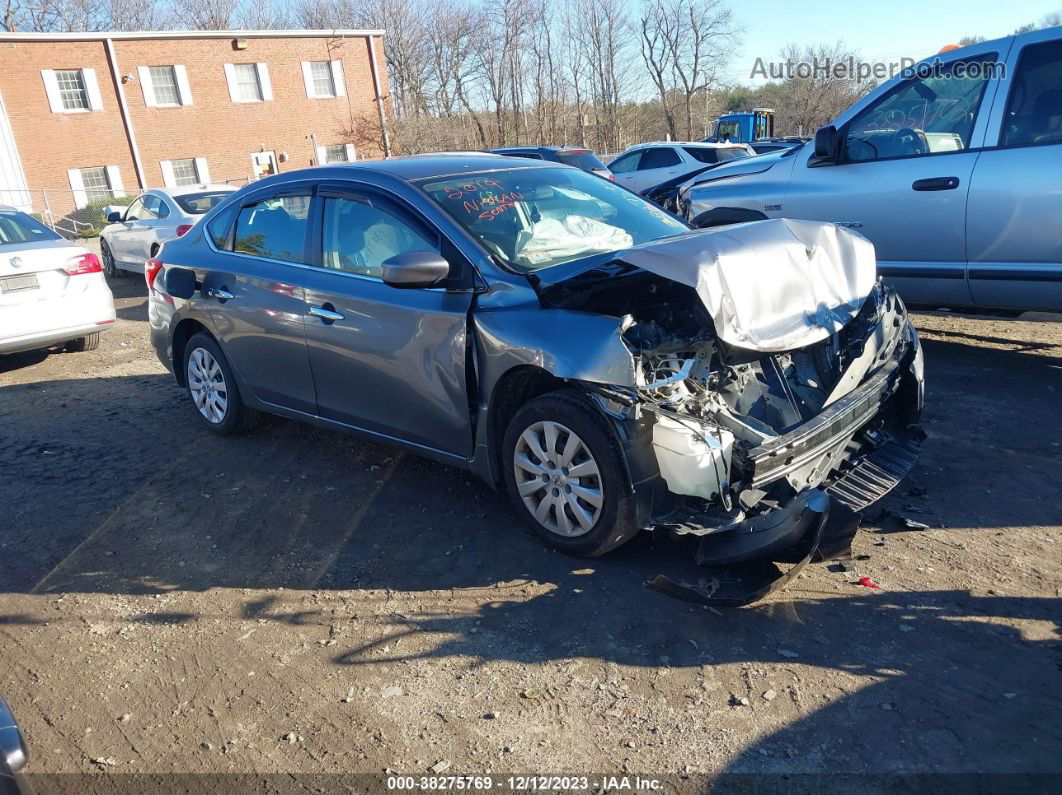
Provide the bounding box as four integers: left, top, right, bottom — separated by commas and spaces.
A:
534, 219, 925, 570
625, 278, 923, 565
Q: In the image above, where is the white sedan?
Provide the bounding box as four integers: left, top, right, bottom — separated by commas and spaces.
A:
0, 205, 115, 355
100, 184, 237, 277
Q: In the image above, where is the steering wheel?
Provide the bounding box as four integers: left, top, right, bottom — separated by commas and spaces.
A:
893, 127, 929, 155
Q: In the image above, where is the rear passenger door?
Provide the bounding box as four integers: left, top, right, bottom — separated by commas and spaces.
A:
201, 189, 317, 414
629, 146, 683, 193
966, 33, 1062, 311
301, 187, 475, 458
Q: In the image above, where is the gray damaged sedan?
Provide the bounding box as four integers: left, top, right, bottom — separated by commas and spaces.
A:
148, 155, 924, 566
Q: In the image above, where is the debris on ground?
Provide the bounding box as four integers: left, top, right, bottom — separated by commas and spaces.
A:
762, 689, 778, 701
857, 577, 881, 589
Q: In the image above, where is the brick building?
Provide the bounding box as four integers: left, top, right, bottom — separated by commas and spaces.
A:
0, 29, 390, 218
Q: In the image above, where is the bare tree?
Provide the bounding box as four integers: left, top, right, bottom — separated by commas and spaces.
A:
174, 0, 238, 29
773, 41, 874, 136
639, 0, 739, 140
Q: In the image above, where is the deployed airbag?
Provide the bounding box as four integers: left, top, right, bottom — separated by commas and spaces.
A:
516, 215, 633, 266
616, 219, 876, 352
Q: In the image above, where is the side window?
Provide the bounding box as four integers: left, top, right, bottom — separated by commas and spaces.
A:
844, 55, 997, 162
609, 151, 641, 174
124, 197, 145, 221
1000, 40, 1062, 148
639, 147, 681, 169
233, 194, 311, 263
206, 204, 237, 250
321, 195, 438, 280
140, 195, 161, 220
154, 197, 171, 219
683, 147, 718, 164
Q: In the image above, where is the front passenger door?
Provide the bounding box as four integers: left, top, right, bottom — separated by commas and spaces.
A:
302, 190, 475, 458
784, 49, 1003, 307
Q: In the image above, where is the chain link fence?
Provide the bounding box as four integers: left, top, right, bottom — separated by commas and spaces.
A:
0, 178, 253, 240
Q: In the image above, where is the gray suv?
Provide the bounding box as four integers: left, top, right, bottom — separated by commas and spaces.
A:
672, 27, 1062, 312
148, 155, 923, 566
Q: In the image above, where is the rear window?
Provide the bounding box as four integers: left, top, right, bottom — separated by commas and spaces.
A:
0, 211, 61, 246
175, 191, 233, 214
556, 150, 607, 170
716, 147, 751, 162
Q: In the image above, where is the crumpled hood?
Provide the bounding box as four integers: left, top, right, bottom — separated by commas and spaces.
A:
611, 219, 876, 352
528, 217, 870, 354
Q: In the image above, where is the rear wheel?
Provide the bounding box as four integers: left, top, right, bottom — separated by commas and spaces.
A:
184, 333, 259, 435
65, 333, 100, 352
502, 390, 640, 557
101, 239, 121, 278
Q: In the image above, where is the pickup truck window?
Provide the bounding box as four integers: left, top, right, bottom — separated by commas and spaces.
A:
844, 55, 997, 162
1000, 40, 1062, 148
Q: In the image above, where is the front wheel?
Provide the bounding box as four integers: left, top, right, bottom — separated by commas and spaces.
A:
184, 333, 259, 435
101, 239, 122, 278
502, 390, 641, 557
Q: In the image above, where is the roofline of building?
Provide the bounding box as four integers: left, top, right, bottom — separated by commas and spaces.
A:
0, 29, 384, 42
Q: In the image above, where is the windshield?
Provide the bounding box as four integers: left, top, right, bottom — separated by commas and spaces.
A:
417, 167, 688, 272
556, 150, 607, 171
175, 191, 233, 214
0, 210, 61, 246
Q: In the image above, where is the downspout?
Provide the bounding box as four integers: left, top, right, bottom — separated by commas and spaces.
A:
366, 34, 392, 158
105, 37, 146, 190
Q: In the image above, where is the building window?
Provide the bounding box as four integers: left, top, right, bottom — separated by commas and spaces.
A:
324, 144, 348, 163
310, 62, 335, 98
56, 70, 89, 111
80, 167, 112, 202
234, 63, 263, 102
149, 66, 181, 105
170, 159, 199, 186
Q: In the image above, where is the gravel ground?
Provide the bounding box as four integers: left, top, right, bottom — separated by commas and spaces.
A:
1, 271, 1060, 786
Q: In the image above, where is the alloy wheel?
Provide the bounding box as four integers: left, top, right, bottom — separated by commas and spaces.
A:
101, 241, 117, 277
188, 347, 228, 424
513, 420, 603, 537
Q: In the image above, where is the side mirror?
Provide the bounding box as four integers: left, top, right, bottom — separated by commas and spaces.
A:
812, 125, 841, 163
381, 250, 450, 289
0, 697, 28, 774
106, 210, 123, 223
164, 267, 197, 300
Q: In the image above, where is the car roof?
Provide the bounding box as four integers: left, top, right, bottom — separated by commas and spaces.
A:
629, 141, 748, 150
273, 154, 559, 183
155, 184, 239, 197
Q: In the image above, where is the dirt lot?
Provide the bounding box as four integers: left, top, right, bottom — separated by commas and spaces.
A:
1, 273, 1060, 787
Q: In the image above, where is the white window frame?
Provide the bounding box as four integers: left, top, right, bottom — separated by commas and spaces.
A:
67, 165, 123, 208
302, 60, 346, 99
42, 68, 103, 114
316, 143, 356, 164
160, 157, 211, 188
224, 63, 272, 104
138, 64, 193, 107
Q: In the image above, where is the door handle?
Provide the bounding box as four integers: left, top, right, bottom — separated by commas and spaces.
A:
207, 287, 234, 300
309, 304, 344, 323
912, 177, 960, 191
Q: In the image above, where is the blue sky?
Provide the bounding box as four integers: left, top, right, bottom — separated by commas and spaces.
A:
725, 1, 1062, 85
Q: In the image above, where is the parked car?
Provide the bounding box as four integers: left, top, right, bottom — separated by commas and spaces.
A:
100, 185, 237, 277
0, 697, 30, 795
0, 206, 114, 355
487, 146, 613, 178
608, 142, 755, 193
672, 27, 1062, 312
148, 156, 923, 566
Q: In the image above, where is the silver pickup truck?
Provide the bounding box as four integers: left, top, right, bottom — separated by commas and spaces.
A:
672, 26, 1062, 312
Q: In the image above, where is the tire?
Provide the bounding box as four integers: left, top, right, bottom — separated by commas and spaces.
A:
101, 239, 122, 278
65, 333, 100, 352
502, 389, 640, 557
183, 332, 259, 435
